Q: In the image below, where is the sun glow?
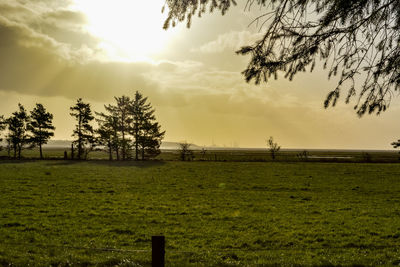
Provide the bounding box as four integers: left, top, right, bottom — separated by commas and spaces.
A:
73, 0, 178, 62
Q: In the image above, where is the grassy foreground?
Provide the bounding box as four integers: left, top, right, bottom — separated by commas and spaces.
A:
1, 160, 400, 266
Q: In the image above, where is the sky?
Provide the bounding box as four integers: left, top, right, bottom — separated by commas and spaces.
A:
0, 0, 399, 150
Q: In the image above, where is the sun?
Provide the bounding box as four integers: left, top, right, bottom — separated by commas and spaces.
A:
73, 0, 178, 62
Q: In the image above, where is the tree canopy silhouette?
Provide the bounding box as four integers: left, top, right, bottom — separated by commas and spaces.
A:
70, 98, 95, 160
96, 109, 121, 161
29, 103, 55, 159
267, 136, 280, 160
163, 0, 400, 116
0, 115, 5, 149
95, 92, 165, 161
6, 104, 31, 159
130, 91, 165, 161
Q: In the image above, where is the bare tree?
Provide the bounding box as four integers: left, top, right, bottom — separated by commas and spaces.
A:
297, 150, 309, 161
178, 141, 194, 161
163, 0, 400, 115
267, 136, 280, 160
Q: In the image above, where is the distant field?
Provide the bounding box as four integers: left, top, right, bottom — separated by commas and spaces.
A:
1, 147, 399, 163
1, 161, 400, 265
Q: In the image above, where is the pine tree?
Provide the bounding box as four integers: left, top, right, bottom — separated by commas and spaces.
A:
6, 104, 31, 159
139, 120, 165, 160
95, 111, 121, 161
28, 103, 55, 159
70, 98, 95, 160
130, 91, 165, 160
114, 96, 132, 160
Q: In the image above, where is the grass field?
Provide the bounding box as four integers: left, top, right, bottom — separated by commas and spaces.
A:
1, 160, 400, 266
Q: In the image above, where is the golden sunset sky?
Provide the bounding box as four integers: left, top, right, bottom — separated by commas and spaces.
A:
0, 0, 399, 149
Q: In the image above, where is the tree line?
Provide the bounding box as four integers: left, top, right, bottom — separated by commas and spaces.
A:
0, 91, 164, 160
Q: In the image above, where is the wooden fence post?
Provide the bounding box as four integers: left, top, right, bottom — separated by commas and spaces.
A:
152, 236, 165, 267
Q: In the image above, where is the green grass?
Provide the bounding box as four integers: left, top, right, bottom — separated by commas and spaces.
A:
1, 160, 400, 266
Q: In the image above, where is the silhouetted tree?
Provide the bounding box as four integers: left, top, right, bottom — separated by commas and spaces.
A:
392, 140, 400, 148
101, 103, 124, 160
297, 150, 309, 161
5, 138, 11, 157
95, 111, 121, 161
392, 140, 400, 159
267, 136, 280, 160
130, 91, 165, 160
0, 115, 5, 151
96, 119, 114, 161
70, 98, 95, 160
163, 0, 400, 115
28, 103, 55, 159
6, 104, 31, 159
179, 141, 194, 161
138, 120, 165, 160
113, 96, 132, 160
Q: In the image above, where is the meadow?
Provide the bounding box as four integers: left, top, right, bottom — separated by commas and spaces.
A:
1, 159, 400, 266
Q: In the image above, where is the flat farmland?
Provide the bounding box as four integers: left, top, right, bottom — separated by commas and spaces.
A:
1, 161, 400, 266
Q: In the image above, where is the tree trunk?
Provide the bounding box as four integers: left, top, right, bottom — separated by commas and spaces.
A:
135, 125, 139, 161
7, 143, 10, 158
108, 141, 112, 161
122, 130, 126, 160
39, 127, 43, 159
78, 114, 82, 160
121, 112, 126, 160
71, 143, 74, 160
39, 143, 43, 159
113, 130, 120, 161
18, 145, 21, 159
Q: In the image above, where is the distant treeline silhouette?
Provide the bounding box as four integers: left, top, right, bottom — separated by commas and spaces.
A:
0, 91, 164, 161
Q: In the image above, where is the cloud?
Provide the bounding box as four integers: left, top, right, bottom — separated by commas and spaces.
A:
0, 15, 70, 55
0, 0, 101, 61
43, 9, 87, 24
0, 1, 270, 108
192, 30, 263, 54
0, 43, 160, 101
0, 1, 149, 102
